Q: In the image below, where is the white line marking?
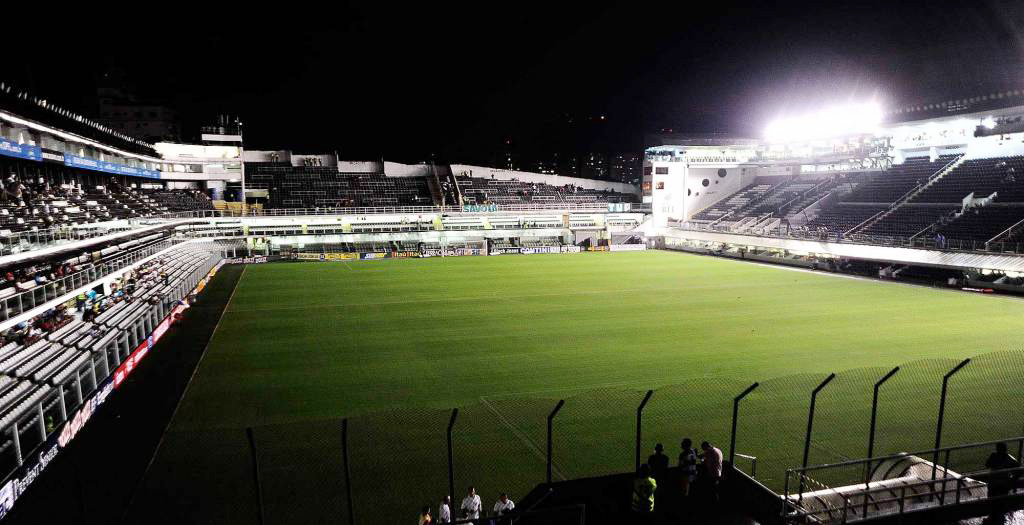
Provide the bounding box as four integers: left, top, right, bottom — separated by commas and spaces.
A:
479, 396, 566, 481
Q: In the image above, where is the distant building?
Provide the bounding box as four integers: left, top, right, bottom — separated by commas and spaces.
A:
610, 152, 642, 184
96, 68, 180, 143
580, 152, 608, 180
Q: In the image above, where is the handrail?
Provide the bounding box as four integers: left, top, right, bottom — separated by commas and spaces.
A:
671, 224, 1024, 255
734, 453, 758, 477
987, 216, 1024, 247
792, 435, 1024, 475
845, 207, 889, 236
889, 154, 963, 210
0, 239, 173, 324
787, 464, 1024, 523
845, 155, 964, 236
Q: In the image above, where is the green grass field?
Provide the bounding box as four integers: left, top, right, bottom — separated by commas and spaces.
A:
132, 251, 1024, 524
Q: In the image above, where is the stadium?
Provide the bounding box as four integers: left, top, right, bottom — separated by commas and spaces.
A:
4, 10, 1024, 525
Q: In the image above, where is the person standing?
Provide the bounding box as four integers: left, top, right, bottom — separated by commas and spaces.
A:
631, 463, 657, 517
678, 438, 698, 497
985, 442, 1021, 498
492, 493, 515, 516
437, 496, 451, 524
701, 441, 724, 502
461, 486, 482, 523
647, 443, 670, 480
418, 505, 432, 525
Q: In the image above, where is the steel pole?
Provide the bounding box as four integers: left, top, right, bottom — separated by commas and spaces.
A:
342, 419, 354, 525
863, 366, 899, 518
799, 373, 836, 503
635, 390, 653, 472
547, 400, 565, 484
933, 359, 970, 480
447, 408, 458, 505
246, 427, 266, 525
730, 382, 759, 466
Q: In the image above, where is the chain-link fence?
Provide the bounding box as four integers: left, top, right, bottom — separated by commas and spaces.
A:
236, 349, 1024, 525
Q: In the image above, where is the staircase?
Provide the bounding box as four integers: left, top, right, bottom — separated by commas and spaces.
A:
846, 155, 966, 235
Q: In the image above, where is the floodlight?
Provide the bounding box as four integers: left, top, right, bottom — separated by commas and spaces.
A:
765, 102, 884, 143
981, 116, 997, 130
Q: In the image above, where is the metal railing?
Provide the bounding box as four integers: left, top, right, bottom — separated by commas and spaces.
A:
233, 202, 644, 217
0, 211, 217, 257
735, 453, 758, 478
673, 222, 1024, 255
0, 239, 172, 323
783, 436, 1024, 523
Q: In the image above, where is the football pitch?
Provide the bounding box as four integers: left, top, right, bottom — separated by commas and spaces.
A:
130, 251, 1024, 524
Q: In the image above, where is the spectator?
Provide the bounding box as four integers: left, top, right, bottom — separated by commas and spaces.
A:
631, 463, 657, 517
437, 496, 451, 524
678, 438, 698, 497
985, 442, 1021, 498
492, 493, 514, 516
647, 443, 669, 479
418, 505, 432, 525
701, 441, 724, 502
460, 486, 482, 523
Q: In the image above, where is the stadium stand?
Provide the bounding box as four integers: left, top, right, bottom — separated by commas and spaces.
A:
857, 155, 1024, 240
457, 176, 638, 206
692, 175, 850, 225
244, 164, 434, 208
0, 168, 211, 235
690, 177, 779, 222
0, 241, 219, 479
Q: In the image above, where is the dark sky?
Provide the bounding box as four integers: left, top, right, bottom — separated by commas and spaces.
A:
7, 1, 1024, 163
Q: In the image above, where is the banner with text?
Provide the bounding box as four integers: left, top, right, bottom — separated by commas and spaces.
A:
0, 138, 41, 162
64, 154, 160, 179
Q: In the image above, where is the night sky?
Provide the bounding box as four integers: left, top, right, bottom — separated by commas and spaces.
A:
7, 1, 1024, 163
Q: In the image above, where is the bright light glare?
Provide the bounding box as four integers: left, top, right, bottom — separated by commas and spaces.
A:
764, 102, 884, 142
982, 116, 997, 130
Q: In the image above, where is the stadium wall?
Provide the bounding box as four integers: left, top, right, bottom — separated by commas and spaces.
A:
383, 161, 432, 178
660, 228, 1024, 273
683, 165, 759, 217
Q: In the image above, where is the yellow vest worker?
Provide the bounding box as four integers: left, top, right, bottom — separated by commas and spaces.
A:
631, 464, 657, 513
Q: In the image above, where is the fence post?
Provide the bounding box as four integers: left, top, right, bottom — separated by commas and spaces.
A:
730, 382, 759, 466
932, 358, 971, 480
245, 427, 266, 525
799, 373, 835, 504
547, 400, 565, 485
447, 408, 458, 506
863, 366, 899, 518
635, 390, 653, 472
342, 418, 354, 525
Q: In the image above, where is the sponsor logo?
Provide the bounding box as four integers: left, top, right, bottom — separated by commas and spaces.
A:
226, 256, 269, 264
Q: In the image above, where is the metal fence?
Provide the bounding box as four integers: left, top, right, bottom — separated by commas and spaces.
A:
0, 239, 172, 322
208, 350, 1024, 525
